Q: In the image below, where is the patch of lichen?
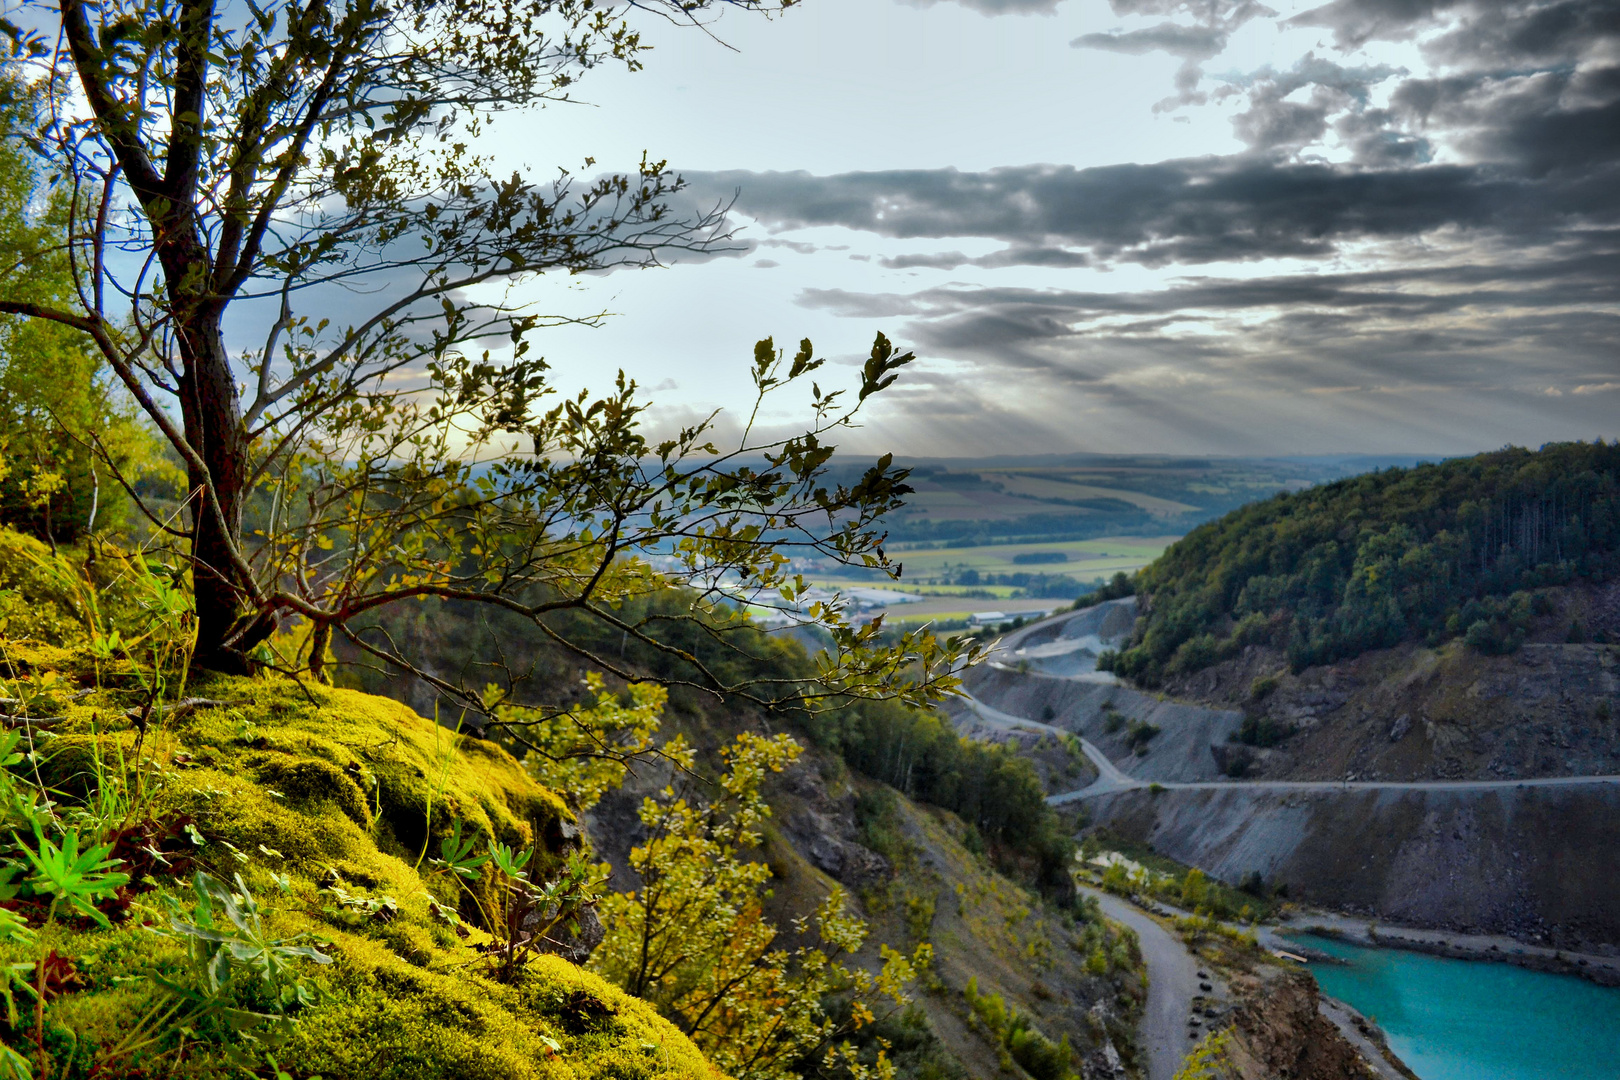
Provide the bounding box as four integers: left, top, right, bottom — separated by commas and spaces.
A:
1, 642, 723, 1080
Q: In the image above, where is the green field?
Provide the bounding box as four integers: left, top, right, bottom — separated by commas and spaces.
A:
862, 453, 1428, 545
889, 536, 1175, 583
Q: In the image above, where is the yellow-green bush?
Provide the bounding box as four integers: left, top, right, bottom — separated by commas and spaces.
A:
0, 638, 722, 1080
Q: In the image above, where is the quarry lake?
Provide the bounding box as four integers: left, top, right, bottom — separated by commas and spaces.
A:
1290, 933, 1620, 1079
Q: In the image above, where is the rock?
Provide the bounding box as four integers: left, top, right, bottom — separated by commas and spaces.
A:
1080, 1013, 1128, 1080
531, 900, 605, 965
775, 762, 892, 887
1221, 971, 1383, 1080
1387, 714, 1412, 742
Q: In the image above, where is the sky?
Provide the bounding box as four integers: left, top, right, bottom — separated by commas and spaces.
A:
463, 0, 1619, 457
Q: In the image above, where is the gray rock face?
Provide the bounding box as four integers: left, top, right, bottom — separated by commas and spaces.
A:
1081, 1003, 1129, 1080
961, 664, 1244, 783
532, 901, 605, 965
1087, 783, 1620, 950
777, 761, 891, 886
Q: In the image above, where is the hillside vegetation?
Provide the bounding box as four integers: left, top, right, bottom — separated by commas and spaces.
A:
338, 595, 1076, 896
1104, 442, 1620, 684
0, 532, 717, 1080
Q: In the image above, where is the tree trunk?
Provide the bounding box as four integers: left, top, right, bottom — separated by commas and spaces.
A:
175, 303, 265, 672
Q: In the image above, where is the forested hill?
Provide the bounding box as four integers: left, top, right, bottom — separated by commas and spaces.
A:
1103, 441, 1620, 684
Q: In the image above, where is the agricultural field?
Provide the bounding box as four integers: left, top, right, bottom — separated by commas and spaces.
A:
892, 536, 1174, 582
846, 453, 1428, 545
789, 454, 1431, 620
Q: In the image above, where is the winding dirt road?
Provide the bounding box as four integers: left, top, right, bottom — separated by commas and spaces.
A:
959, 689, 1620, 804
965, 608, 1620, 805
1081, 886, 1215, 1080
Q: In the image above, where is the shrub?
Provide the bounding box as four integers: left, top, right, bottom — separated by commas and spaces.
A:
1124, 719, 1160, 753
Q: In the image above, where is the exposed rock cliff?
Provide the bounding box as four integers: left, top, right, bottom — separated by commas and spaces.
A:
960, 586, 1620, 949
1221, 970, 1381, 1080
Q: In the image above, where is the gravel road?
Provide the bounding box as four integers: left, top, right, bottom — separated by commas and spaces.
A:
955, 682, 1620, 803
1081, 886, 1216, 1080
974, 607, 1620, 802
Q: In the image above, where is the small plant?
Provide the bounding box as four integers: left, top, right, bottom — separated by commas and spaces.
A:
319, 879, 400, 927
1174, 1030, 1233, 1080
162, 871, 333, 1013
12, 823, 129, 928
424, 818, 597, 983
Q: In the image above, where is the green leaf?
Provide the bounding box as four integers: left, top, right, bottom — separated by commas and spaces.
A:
15, 825, 129, 927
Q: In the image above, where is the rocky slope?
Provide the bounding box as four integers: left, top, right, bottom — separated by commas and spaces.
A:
1216, 970, 1385, 1080
961, 587, 1620, 951
589, 739, 1147, 1080
1158, 583, 1620, 783
1087, 783, 1620, 952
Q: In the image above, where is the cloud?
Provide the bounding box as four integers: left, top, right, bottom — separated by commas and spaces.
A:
1070, 0, 1278, 107
688, 156, 1614, 268
899, 0, 1064, 13
795, 243, 1620, 453
1221, 54, 1404, 152
878, 246, 1090, 269
661, 0, 1620, 456
1072, 23, 1227, 57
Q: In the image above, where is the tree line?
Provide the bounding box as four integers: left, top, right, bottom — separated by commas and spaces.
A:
1103, 442, 1620, 684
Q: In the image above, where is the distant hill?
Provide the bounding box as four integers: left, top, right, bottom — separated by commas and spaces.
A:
1101, 442, 1620, 684
845, 453, 1435, 545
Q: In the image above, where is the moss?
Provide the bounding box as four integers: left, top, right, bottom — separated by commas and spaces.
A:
0, 528, 86, 644
0, 636, 719, 1080
252, 754, 373, 828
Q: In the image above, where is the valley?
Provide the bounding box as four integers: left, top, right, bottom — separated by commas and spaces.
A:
944, 578, 1620, 1077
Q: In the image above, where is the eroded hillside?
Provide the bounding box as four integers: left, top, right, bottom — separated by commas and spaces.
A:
1157, 581, 1620, 783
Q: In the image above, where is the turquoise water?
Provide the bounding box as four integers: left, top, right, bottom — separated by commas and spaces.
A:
1288, 933, 1620, 1080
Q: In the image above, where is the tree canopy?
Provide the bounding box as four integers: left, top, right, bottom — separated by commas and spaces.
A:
0, 0, 969, 735
1104, 441, 1620, 683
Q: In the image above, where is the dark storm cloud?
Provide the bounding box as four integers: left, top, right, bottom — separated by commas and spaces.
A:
1223, 55, 1405, 152
686, 157, 1610, 267
879, 246, 1091, 270
1072, 0, 1275, 106
799, 246, 1620, 329
794, 240, 1620, 454
818, 0, 1620, 453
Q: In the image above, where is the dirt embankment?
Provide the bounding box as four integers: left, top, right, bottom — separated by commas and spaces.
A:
960, 665, 1243, 784
1220, 970, 1385, 1080
1089, 782, 1620, 952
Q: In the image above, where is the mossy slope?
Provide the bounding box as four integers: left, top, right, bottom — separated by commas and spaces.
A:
1, 633, 722, 1080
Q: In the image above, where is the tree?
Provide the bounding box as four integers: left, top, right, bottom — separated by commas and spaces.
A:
592, 732, 927, 1080
0, 70, 170, 542
0, 0, 972, 729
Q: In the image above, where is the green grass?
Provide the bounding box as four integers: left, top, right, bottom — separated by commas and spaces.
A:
888, 537, 1175, 582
